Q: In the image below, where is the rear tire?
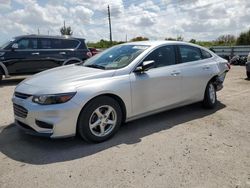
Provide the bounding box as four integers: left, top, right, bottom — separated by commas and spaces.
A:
77, 96, 122, 143
0, 74, 2, 82
203, 82, 217, 109
247, 71, 250, 79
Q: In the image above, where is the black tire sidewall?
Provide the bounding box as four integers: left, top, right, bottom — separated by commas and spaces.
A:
77, 96, 122, 143
247, 71, 250, 79
203, 82, 217, 109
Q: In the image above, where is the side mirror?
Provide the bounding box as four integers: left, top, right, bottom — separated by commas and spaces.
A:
134, 60, 155, 73
11, 43, 18, 50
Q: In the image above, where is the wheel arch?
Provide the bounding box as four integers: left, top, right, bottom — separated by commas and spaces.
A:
62, 57, 83, 65
77, 93, 127, 125
0, 61, 9, 77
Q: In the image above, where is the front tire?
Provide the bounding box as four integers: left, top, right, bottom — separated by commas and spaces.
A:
247, 71, 250, 79
77, 96, 122, 143
203, 82, 217, 109
0, 74, 2, 82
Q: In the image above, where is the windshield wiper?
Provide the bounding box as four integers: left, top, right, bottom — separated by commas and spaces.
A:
85, 64, 106, 70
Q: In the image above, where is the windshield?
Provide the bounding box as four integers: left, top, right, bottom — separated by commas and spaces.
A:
83, 45, 149, 70
0, 38, 14, 49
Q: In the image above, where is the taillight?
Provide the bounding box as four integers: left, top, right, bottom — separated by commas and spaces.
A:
226, 63, 231, 70
87, 51, 92, 58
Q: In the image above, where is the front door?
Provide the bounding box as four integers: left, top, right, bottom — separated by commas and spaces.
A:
130, 45, 182, 116
6, 38, 40, 74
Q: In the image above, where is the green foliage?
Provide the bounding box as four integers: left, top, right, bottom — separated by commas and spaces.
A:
216, 35, 236, 46
87, 39, 125, 49
130, 36, 149, 42
165, 35, 184, 41
189, 39, 196, 43
165, 37, 176, 41
236, 29, 250, 45
60, 26, 73, 36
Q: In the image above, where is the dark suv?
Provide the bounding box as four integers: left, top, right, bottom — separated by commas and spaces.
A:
0, 35, 92, 80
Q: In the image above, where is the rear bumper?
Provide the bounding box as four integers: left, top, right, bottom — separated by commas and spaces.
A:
214, 72, 227, 91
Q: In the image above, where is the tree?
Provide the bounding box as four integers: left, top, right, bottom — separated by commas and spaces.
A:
165, 37, 176, 41
236, 29, 250, 45
60, 21, 73, 36
216, 35, 236, 45
165, 35, 184, 41
189, 39, 196, 43
176, 35, 184, 41
130, 36, 149, 42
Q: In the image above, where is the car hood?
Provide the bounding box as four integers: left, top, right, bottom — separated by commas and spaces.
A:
16, 65, 116, 94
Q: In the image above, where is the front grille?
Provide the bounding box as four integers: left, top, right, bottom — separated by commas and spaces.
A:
14, 92, 32, 99
13, 104, 28, 118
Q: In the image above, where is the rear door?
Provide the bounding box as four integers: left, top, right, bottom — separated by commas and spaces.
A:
6, 37, 39, 74
59, 39, 81, 64
38, 38, 81, 70
130, 45, 182, 116
37, 38, 62, 70
177, 45, 214, 102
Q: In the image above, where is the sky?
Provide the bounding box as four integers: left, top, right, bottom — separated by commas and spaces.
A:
0, 0, 249, 43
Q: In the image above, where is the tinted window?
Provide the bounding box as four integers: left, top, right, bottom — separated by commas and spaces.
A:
201, 49, 212, 59
40, 38, 52, 49
61, 39, 79, 49
144, 45, 176, 68
17, 38, 38, 49
179, 45, 202, 63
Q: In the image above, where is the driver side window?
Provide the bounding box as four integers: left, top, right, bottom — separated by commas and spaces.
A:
144, 45, 176, 68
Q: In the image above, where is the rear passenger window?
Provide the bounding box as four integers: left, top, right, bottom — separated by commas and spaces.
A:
40, 39, 52, 49
201, 49, 212, 59
144, 45, 176, 68
61, 39, 79, 49
179, 45, 202, 63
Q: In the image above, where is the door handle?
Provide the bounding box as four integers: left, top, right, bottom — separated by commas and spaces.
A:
31, 52, 39, 55
171, 71, 181, 76
59, 52, 66, 55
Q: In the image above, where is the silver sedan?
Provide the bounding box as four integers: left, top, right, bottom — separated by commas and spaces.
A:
12, 41, 230, 142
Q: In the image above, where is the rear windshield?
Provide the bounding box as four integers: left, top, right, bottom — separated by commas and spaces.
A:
84, 45, 149, 70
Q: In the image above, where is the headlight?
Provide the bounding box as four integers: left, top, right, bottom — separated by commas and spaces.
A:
32, 92, 76, 105
0, 52, 5, 56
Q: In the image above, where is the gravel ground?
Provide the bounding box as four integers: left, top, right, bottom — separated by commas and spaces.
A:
0, 66, 249, 188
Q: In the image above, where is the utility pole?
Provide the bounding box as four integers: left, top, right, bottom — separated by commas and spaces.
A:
108, 5, 112, 44
38, 28, 40, 35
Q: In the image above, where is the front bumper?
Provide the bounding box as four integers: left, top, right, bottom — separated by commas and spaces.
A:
12, 95, 82, 138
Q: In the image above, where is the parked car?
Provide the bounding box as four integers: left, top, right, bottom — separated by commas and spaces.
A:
230, 55, 247, 66
12, 41, 230, 142
246, 52, 250, 79
88, 47, 101, 56
0, 35, 92, 81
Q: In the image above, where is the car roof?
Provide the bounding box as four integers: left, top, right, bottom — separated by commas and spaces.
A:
14, 34, 85, 41
123, 40, 187, 46
122, 40, 211, 51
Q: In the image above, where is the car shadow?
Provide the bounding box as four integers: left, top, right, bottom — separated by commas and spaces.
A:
0, 78, 25, 87
0, 102, 226, 165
